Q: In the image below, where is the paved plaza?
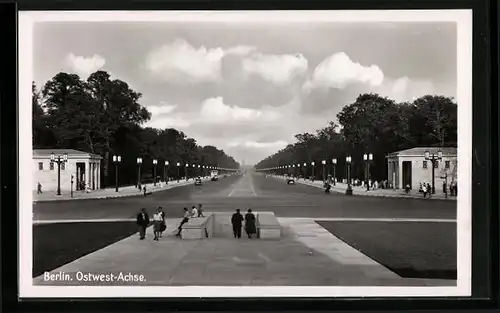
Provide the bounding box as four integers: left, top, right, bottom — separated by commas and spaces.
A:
33, 172, 457, 286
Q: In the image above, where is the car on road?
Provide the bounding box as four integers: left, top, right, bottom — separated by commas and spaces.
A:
211, 175, 218, 181
195, 177, 203, 186
286, 176, 295, 185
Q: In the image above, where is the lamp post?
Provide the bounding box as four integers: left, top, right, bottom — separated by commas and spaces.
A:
198, 164, 201, 177
164, 161, 169, 184
176, 162, 180, 182
363, 153, 373, 191
311, 162, 315, 181
332, 158, 337, 186
50, 152, 68, 196
152, 159, 158, 186
303, 162, 307, 180
425, 149, 443, 194
345, 156, 353, 195
113, 155, 121, 192
322, 160, 326, 182
70, 174, 74, 198
185, 163, 189, 181
136, 157, 143, 189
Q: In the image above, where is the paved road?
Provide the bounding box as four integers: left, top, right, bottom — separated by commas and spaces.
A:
34, 171, 456, 221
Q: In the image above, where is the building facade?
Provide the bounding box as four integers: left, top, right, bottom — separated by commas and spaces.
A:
33, 149, 102, 192
386, 147, 457, 190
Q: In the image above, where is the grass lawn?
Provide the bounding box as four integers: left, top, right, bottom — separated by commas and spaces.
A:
33, 221, 141, 277
316, 221, 456, 279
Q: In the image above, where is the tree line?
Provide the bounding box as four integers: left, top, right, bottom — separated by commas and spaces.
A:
33, 70, 239, 187
255, 93, 457, 181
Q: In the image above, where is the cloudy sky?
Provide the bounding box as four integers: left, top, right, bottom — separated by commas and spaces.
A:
33, 21, 457, 165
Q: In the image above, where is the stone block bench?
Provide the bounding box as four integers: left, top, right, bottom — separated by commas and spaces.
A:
256, 212, 281, 239
181, 213, 214, 239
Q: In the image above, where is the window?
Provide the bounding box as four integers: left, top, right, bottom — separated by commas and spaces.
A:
38, 162, 43, 170
49, 162, 54, 170
445, 161, 450, 169
61, 163, 66, 170
422, 161, 428, 169
434, 161, 439, 169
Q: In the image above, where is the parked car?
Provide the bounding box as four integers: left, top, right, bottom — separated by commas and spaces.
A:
195, 177, 202, 186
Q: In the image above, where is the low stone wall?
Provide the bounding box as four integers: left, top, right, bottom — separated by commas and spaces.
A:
256, 212, 281, 239
181, 211, 281, 239
181, 213, 214, 239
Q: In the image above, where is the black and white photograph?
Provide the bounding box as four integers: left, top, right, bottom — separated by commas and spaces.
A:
19, 10, 472, 298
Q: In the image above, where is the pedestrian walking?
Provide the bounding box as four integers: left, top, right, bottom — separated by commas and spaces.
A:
152, 207, 163, 241
422, 183, 428, 198
159, 206, 166, 238
136, 208, 150, 240
37, 182, 43, 194
244, 209, 257, 239
143, 185, 147, 196
231, 209, 244, 238
175, 208, 190, 237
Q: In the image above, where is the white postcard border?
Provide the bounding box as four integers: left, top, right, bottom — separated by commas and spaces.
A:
18, 9, 472, 298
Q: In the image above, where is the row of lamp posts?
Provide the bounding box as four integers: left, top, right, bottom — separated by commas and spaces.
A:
47, 151, 236, 196
134, 157, 229, 191
260, 149, 443, 195
260, 153, 374, 196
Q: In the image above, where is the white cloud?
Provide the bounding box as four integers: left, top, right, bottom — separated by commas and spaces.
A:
146, 102, 178, 116
199, 97, 280, 123
242, 53, 308, 85
225, 45, 256, 56
228, 140, 288, 149
146, 116, 192, 129
378, 76, 435, 102
65, 53, 106, 78
304, 52, 384, 92
144, 39, 256, 84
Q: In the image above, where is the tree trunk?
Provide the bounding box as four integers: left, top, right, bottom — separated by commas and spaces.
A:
103, 149, 110, 188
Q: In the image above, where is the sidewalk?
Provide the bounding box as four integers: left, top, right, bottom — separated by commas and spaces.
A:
273, 175, 456, 201
34, 216, 454, 287
33, 177, 210, 202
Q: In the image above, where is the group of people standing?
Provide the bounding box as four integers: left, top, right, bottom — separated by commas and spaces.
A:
136, 204, 204, 240
231, 209, 257, 239
136, 205, 258, 240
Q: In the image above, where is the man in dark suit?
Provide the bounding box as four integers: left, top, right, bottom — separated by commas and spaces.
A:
231, 209, 244, 239
136, 208, 150, 240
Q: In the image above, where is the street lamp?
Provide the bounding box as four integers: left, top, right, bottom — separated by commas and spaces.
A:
136, 157, 143, 189
185, 163, 189, 181
164, 160, 169, 184
152, 159, 158, 186
425, 149, 443, 194
345, 156, 353, 195
176, 162, 180, 182
311, 161, 315, 181
50, 152, 68, 196
363, 153, 373, 191
332, 158, 337, 186
70, 174, 74, 198
113, 155, 121, 192
321, 160, 326, 182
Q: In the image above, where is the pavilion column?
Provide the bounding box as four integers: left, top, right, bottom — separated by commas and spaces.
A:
86, 161, 91, 189
397, 160, 403, 189
97, 160, 100, 189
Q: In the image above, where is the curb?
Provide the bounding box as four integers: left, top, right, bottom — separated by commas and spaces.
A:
274, 176, 456, 201
33, 180, 202, 203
